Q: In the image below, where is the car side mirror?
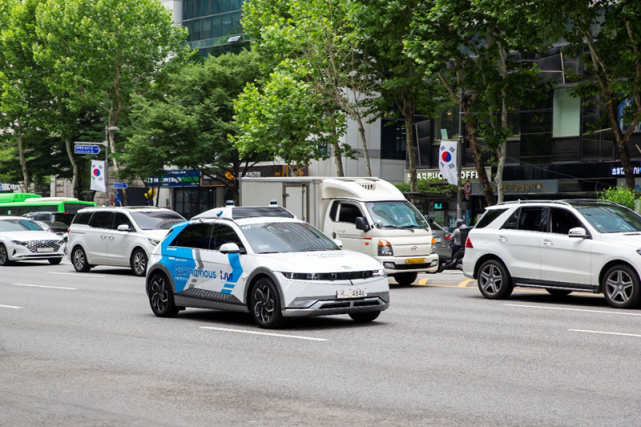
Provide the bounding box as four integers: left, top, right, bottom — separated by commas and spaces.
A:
568, 227, 588, 238
117, 224, 132, 232
355, 217, 370, 232
219, 242, 241, 254
333, 239, 343, 249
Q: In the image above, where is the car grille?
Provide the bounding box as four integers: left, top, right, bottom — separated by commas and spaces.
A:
26, 240, 61, 253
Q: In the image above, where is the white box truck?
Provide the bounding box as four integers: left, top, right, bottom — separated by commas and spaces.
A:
239, 177, 439, 285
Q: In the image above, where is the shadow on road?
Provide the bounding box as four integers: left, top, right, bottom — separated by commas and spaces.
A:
464, 287, 612, 309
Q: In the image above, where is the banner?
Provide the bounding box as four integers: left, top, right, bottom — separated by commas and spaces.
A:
90, 160, 106, 192
438, 140, 458, 185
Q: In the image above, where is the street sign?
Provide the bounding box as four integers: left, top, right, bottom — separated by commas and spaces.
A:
464, 180, 472, 195
113, 182, 128, 189
114, 193, 122, 205
74, 145, 100, 155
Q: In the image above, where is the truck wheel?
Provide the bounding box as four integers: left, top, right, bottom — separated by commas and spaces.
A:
394, 272, 417, 286
349, 311, 380, 323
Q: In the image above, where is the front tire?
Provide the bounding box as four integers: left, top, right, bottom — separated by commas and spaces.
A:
250, 278, 286, 329
477, 259, 514, 299
0, 244, 13, 266
394, 272, 418, 286
48, 258, 62, 265
602, 265, 641, 309
546, 288, 572, 297
72, 246, 91, 272
349, 311, 381, 323
131, 249, 148, 277
148, 272, 179, 317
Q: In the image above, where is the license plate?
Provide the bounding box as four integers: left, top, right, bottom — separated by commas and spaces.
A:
405, 258, 425, 264
337, 289, 367, 298
37, 247, 54, 252
434, 238, 442, 243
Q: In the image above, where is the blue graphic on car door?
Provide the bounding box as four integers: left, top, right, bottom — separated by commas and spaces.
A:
221, 253, 243, 294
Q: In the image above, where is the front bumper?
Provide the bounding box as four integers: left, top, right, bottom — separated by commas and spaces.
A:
12, 252, 64, 260
378, 254, 439, 274
282, 291, 390, 317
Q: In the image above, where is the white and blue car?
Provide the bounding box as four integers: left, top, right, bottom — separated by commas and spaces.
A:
145, 206, 390, 328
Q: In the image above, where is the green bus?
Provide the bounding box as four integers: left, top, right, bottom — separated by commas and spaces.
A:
0, 193, 96, 225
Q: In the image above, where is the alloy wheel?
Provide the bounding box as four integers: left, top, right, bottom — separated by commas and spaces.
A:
253, 283, 275, 324
150, 275, 169, 313
480, 264, 503, 296
73, 249, 85, 270
133, 251, 146, 275
605, 270, 633, 304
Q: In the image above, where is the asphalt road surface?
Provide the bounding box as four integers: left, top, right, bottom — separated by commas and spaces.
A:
2, 261, 641, 426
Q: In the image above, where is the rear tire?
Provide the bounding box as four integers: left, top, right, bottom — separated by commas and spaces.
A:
131, 249, 148, 277
250, 278, 286, 329
48, 258, 62, 265
602, 264, 641, 309
349, 311, 381, 323
0, 244, 13, 266
72, 246, 91, 272
148, 272, 179, 317
477, 259, 513, 299
394, 272, 418, 286
546, 288, 572, 297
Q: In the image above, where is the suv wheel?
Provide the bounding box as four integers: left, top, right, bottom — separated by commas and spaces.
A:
131, 249, 147, 277
148, 272, 179, 317
477, 259, 513, 299
72, 246, 91, 272
603, 265, 641, 309
250, 278, 286, 329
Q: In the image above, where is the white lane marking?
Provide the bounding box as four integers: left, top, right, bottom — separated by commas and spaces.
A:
504, 304, 641, 317
49, 272, 107, 278
200, 326, 328, 342
10, 283, 77, 290
569, 329, 641, 338
0, 304, 22, 309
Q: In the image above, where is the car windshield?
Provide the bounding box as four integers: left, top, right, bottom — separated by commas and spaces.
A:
129, 211, 185, 230
365, 201, 428, 229
0, 219, 43, 232
574, 204, 641, 233
241, 222, 340, 253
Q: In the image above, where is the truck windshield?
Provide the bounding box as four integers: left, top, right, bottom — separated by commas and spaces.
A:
365, 201, 428, 230
242, 222, 340, 253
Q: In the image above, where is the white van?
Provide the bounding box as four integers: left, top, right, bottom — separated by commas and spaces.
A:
239, 177, 439, 285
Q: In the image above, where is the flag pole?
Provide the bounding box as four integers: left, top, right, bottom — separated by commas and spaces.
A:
457, 87, 463, 221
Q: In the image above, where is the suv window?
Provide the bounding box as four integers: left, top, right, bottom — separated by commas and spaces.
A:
501, 209, 520, 230
90, 212, 114, 229
73, 212, 93, 225
129, 211, 185, 230
211, 224, 245, 252
169, 223, 212, 249
518, 207, 546, 232
113, 213, 133, 230
476, 209, 508, 229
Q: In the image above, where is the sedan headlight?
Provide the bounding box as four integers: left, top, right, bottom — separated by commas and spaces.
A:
148, 238, 161, 246
378, 239, 393, 256
11, 240, 28, 246
282, 270, 384, 280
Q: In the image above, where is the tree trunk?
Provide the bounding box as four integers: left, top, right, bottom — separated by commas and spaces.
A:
496, 43, 509, 203
354, 116, 372, 177
330, 126, 344, 177
404, 114, 417, 192
64, 136, 79, 198
463, 102, 495, 206
17, 134, 29, 192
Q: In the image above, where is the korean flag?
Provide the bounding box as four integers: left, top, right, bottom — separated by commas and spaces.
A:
438, 140, 458, 185
90, 160, 106, 192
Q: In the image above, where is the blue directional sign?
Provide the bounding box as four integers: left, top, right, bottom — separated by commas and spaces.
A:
74, 145, 101, 155
113, 182, 128, 189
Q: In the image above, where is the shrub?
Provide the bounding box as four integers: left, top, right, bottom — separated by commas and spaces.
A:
599, 186, 638, 210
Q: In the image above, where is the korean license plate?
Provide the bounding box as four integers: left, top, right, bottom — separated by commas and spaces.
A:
336, 289, 367, 298
37, 247, 54, 252
434, 238, 442, 243
405, 258, 425, 264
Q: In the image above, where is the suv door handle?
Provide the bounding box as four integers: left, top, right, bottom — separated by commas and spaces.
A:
499, 236, 508, 242
108, 236, 115, 240
101, 235, 107, 239
543, 239, 553, 246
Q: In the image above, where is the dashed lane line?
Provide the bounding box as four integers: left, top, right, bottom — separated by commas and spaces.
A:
569, 329, 641, 338
200, 326, 328, 341
458, 279, 475, 287
10, 283, 77, 290
49, 272, 107, 278
0, 304, 22, 309
506, 303, 641, 316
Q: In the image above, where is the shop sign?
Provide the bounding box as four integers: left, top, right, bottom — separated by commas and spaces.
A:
611, 167, 641, 176
472, 180, 558, 195
147, 170, 201, 188
406, 167, 490, 183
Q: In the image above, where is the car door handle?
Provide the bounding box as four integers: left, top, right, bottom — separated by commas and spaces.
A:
108, 236, 115, 240
101, 235, 107, 239
499, 236, 508, 242
543, 240, 553, 246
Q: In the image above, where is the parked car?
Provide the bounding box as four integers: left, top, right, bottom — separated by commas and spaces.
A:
0, 216, 65, 265
23, 211, 75, 227
33, 220, 68, 235
429, 220, 451, 265
68, 207, 186, 276
463, 200, 641, 309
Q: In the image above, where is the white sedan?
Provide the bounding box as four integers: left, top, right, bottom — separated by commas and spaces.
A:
0, 216, 66, 265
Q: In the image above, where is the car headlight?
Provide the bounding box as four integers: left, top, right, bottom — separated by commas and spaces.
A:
11, 240, 28, 246
282, 270, 385, 280
378, 239, 393, 256
148, 238, 161, 246
372, 269, 385, 277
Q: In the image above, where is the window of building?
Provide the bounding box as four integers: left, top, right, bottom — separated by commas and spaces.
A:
380, 119, 407, 160
174, 188, 216, 219
553, 88, 581, 137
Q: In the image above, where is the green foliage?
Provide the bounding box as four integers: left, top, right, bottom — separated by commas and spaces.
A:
394, 178, 458, 196
600, 186, 638, 210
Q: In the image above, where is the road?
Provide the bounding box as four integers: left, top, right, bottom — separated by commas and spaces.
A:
2, 261, 641, 426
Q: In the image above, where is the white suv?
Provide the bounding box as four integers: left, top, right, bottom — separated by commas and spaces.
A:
463, 200, 641, 309
68, 207, 185, 276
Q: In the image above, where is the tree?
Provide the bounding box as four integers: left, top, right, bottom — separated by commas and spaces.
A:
513, 0, 641, 190
121, 50, 266, 198
34, 0, 192, 197
243, 0, 375, 176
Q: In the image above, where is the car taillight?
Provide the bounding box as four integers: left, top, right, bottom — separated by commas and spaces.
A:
67, 228, 70, 234
465, 237, 473, 248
